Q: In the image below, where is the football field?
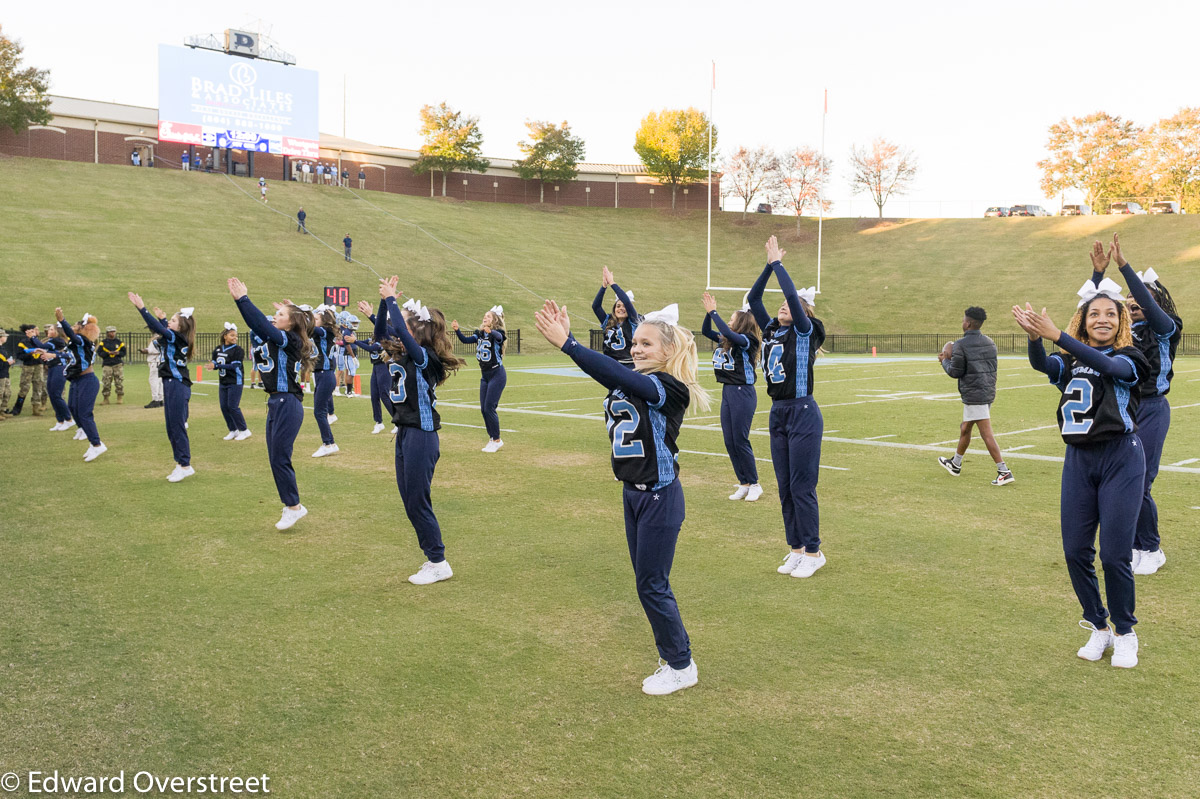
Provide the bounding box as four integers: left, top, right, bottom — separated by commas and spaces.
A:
3, 354, 1198, 797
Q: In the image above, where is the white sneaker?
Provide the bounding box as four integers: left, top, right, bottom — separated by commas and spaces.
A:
1076, 620, 1114, 661
728, 485, 749, 500
83, 442, 107, 462
746, 484, 764, 502
185, 422, 189, 429
408, 560, 453, 585
641, 659, 699, 696
235, 429, 252, 441
62, 419, 76, 431
482, 439, 504, 452
167, 465, 195, 483
276, 504, 308, 531
73, 428, 87, 440
327, 414, 338, 424
391, 425, 398, 435
1131, 549, 1144, 571
372, 422, 385, 435
312, 444, 333, 458
791, 551, 827, 578
223, 430, 238, 440
1112, 631, 1139, 668
50, 422, 63, 431
777, 551, 804, 574
1134, 549, 1166, 575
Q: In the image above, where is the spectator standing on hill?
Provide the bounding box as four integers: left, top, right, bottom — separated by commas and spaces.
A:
297, 207, 307, 233
140, 339, 164, 408
97, 326, 126, 405
259, 176, 269, 203
181, 151, 190, 171
341, 167, 349, 186
344, 234, 353, 262
131, 149, 141, 167
358, 169, 366, 189
937, 307, 1012, 485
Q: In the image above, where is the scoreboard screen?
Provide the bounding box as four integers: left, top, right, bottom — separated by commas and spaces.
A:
324, 287, 349, 307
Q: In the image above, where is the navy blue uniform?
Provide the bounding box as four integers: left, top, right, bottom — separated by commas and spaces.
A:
57, 321, 101, 445
36, 338, 72, 424
749, 261, 825, 553
1029, 333, 1150, 635
593, 284, 639, 366
237, 297, 306, 506
212, 344, 247, 433
139, 308, 192, 466
312, 326, 336, 446
560, 333, 693, 670
354, 326, 391, 425
703, 311, 760, 485
456, 327, 507, 440
380, 296, 448, 563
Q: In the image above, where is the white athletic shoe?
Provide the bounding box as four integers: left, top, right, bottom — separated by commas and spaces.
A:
167, 465, 195, 483
482, 439, 504, 453
73, 428, 87, 440
235, 429, 252, 441
312, 444, 335, 458
185, 422, 189, 429
1131, 549, 1144, 571
223, 430, 238, 440
408, 560, 453, 585
777, 551, 804, 574
1112, 631, 1139, 668
641, 659, 699, 696
728, 485, 749, 501
62, 419, 76, 431
372, 422, 386, 435
327, 414, 338, 424
791, 551, 827, 578
276, 504, 308, 531
83, 443, 107, 462
50, 422, 63, 431
391, 425, 399, 434
1134, 549, 1166, 576
1076, 620, 1114, 662
746, 484, 764, 502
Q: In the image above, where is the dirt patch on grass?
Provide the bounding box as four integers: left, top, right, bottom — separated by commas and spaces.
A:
535, 452, 596, 468
856, 218, 921, 235
526, 203, 565, 213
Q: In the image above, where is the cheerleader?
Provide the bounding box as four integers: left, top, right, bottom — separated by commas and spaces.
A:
53, 309, 106, 461
1091, 234, 1182, 576
1013, 280, 1150, 668
354, 299, 392, 434
452, 305, 508, 452
700, 292, 763, 501
228, 278, 314, 531
592, 266, 639, 366
747, 236, 827, 578
375, 277, 464, 584
129, 293, 196, 482
38, 323, 75, 432
310, 305, 340, 458
534, 296, 710, 695
210, 322, 250, 441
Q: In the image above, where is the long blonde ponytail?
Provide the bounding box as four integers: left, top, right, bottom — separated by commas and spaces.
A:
635, 320, 711, 415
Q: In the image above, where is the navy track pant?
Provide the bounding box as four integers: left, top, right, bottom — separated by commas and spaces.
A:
479, 367, 507, 440
395, 426, 444, 562
265, 393, 304, 506
47, 365, 71, 423
1134, 395, 1170, 553
163, 378, 191, 466
313, 370, 336, 445
769, 396, 823, 553
369, 363, 394, 424
67, 373, 100, 445
623, 479, 692, 670
1061, 433, 1144, 635
720, 383, 758, 484
219, 384, 247, 432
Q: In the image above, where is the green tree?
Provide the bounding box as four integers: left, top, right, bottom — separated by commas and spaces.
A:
1140, 107, 1200, 211
412, 102, 490, 197
1037, 112, 1140, 211
633, 108, 716, 209
0, 25, 52, 135
513, 120, 586, 203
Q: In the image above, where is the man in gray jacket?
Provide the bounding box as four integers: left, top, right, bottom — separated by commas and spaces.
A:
937, 307, 1013, 485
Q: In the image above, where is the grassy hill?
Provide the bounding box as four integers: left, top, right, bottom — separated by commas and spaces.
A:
3, 157, 1198, 348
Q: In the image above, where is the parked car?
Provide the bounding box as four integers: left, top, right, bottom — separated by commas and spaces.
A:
984, 206, 1010, 217
1060, 204, 1092, 216
1150, 201, 1181, 214
755, 203, 772, 214
1109, 202, 1146, 215
1010, 204, 1049, 217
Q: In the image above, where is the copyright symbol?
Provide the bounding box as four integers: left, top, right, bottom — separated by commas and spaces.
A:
1, 772, 19, 791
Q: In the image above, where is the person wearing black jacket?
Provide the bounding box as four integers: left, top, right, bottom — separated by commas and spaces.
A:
10, 324, 47, 416
937, 307, 1011, 485
0, 329, 11, 419
297, 207, 307, 233
97, 326, 126, 404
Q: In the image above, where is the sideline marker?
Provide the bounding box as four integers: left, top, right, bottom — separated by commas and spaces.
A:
196, 365, 203, 381
872, 347, 877, 357
354, 374, 362, 395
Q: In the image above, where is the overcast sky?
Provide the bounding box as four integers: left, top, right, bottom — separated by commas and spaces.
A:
8, 0, 1199, 217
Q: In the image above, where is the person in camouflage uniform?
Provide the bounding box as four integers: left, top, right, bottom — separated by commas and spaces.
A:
97, 326, 127, 404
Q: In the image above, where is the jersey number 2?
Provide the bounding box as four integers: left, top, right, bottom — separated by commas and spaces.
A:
1062, 377, 1095, 435
605, 398, 644, 458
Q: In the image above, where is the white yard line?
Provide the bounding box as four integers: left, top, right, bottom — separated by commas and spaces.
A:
677, 449, 848, 471
864, 434, 896, 440
441, 421, 518, 433
1004, 445, 1035, 452
1169, 458, 1199, 467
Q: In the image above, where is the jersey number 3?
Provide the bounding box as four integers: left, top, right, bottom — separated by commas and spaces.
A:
1061, 377, 1095, 435
389, 363, 408, 403
605, 398, 644, 458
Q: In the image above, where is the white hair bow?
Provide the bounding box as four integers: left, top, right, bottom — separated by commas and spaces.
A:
741, 293, 751, 312
401, 298, 418, 312
642, 303, 679, 326
80, 313, 94, 325
489, 305, 504, 317
1137, 268, 1160, 285
797, 287, 817, 307
179, 307, 195, 319
298, 304, 313, 312
314, 304, 332, 314
224, 322, 238, 331
409, 300, 432, 322
624, 290, 635, 303
1077, 278, 1125, 308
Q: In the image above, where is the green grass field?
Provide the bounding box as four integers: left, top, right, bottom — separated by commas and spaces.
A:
2, 351, 1198, 797
2, 157, 1199, 346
